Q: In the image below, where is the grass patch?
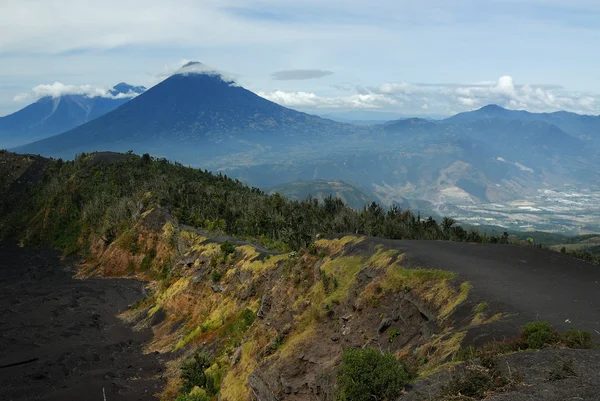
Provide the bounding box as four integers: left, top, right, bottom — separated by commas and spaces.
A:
148, 276, 190, 317
219, 340, 257, 401
314, 235, 364, 255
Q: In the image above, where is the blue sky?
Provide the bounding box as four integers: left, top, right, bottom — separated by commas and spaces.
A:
2, 0, 600, 117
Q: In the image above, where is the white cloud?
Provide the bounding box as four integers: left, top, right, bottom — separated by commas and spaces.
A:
365, 76, 600, 115
12, 93, 30, 102
258, 90, 398, 109
18, 82, 142, 101
259, 75, 600, 115
173, 61, 241, 85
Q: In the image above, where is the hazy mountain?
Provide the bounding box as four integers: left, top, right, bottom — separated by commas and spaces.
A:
0, 83, 145, 148
447, 104, 600, 146
15, 62, 365, 164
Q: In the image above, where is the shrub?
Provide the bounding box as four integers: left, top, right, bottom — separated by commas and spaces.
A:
520, 322, 559, 349
220, 240, 236, 256
211, 269, 223, 283
180, 351, 215, 394
335, 347, 408, 401
563, 329, 594, 349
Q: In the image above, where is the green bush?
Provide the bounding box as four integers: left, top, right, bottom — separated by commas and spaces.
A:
563, 329, 594, 349
180, 351, 215, 394
335, 347, 408, 401
520, 322, 559, 349
211, 269, 223, 283
220, 240, 236, 256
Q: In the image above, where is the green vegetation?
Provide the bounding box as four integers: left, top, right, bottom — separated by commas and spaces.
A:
180, 351, 216, 395
563, 329, 595, 349
520, 321, 560, 349
387, 329, 401, 342
456, 322, 597, 363
220, 241, 236, 257
218, 308, 255, 352
0, 152, 511, 255
335, 347, 409, 401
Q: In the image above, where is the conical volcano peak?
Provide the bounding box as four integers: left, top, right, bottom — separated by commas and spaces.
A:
174, 61, 234, 83
109, 82, 147, 96
182, 61, 203, 68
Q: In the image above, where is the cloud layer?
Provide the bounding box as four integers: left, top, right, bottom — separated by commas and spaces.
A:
261, 76, 600, 115
13, 82, 142, 103
259, 90, 397, 109
271, 70, 333, 80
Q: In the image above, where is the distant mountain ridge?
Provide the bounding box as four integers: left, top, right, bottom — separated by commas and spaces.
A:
12, 64, 600, 210
0, 83, 145, 148
446, 104, 600, 147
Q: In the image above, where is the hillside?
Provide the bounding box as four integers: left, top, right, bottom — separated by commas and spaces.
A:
0, 83, 145, 148
1, 150, 599, 401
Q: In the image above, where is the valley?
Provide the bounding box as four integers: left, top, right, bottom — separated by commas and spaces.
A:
440, 187, 600, 234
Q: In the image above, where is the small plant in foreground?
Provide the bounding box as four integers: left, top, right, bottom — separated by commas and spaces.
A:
335, 347, 408, 401
520, 321, 560, 349
440, 359, 522, 400
562, 329, 594, 349
547, 356, 577, 381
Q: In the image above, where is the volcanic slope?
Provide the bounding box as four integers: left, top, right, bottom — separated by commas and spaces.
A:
0, 83, 145, 148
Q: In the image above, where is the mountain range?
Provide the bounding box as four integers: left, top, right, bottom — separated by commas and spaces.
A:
0, 83, 145, 148
9, 62, 600, 211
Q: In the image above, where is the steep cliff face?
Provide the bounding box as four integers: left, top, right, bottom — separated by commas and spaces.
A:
78, 204, 491, 400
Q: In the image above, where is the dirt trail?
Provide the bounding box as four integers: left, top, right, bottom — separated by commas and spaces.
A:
378, 239, 600, 341
0, 242, 163, 401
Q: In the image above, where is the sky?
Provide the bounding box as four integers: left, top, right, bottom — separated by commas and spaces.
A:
2, 0, 600, 118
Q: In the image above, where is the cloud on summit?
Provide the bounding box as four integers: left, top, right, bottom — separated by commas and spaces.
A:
13, 82, 141, 103
271, 70, 334, 80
